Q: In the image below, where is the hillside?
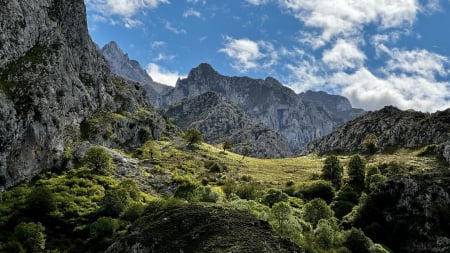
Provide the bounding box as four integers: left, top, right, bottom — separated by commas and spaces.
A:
166, 92, 292, 158
0, 0, 168, 189
162, 63, 362, 150
302, 106, 450, 160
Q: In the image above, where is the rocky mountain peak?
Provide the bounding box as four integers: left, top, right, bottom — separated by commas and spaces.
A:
185, 63, 221, 82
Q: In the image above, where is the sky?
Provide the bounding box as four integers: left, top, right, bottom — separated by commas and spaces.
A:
85, 0, 450, 112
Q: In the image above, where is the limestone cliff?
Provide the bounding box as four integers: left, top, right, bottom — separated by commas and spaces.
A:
100, 41, 172, 107
162, 63, 355, 150
0, 0, 167, 189
302, 106, 450, 159
166, 92, 292, 158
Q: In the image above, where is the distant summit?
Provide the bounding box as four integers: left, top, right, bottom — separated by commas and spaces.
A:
163, 63, 364, 150
100, 41, 172, 106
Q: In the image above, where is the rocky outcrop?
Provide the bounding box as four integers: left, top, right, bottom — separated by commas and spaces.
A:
100, 41, 172, 106
302, 106, 450, 156
106, 205, 304, 253
0, 0, 167, 189
300, 90, 366, 121
162, 63, 359, 150
353, 170, 450, 253
166, 92, 292, 158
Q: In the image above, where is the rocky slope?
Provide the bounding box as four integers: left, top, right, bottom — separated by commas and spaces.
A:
302, 106, 450, 158
166, 92, 292, 158
0, 0, 167, 189
100, 41, 172, 106
162, 63, 363, 150
106, 205, 304, 253
352, 170, 450, 253
300, 90, 365, 121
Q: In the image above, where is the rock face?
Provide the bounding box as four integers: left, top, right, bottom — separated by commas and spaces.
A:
0, 0, 167, 189
100, 41, 172, 106
162, 63, 361, 150
353, 171, 450, 253
302, 106, 450, 155
106, 205, 304, 253
300, 90, 365, 121
166, 92, 292, 158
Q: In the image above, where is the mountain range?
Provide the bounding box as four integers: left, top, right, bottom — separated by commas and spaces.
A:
100, 43, 365, 153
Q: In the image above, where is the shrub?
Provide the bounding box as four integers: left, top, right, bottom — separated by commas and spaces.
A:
271, 202, 291, 234
14, 222, 46, 253
191, 186, 222, 203
222, 179, 238, 198
89, 217, 120, 239
348, 155, 366, 186
363, 134, 378, 154
173, 175, 200, 200
236, 181, 261, 200
0, 241, 25, 253
302, 198, 334, 227
25, 186, 56, 219
343, 228, 372, 253
314, 219, 337, 249
206, 161, 227, 173
121, 203, 145, 221
222, 139, 232, 152
262, 189, 289, 207
184, 128, 203, 147
84, 147, 113, 175
296, 180, 335, 204
321, 155, 343, 189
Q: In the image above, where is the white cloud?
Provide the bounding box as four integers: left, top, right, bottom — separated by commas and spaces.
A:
183, 8, 201, 18
123, 18, 143, 28
279, 0, 419, 45
146, 63, 186, 86
152, 53, 176, 62
164, 22, 187, 34
246, 0, 269, 5
322, 39, 366, 70
151, 41, 167, 49
332, 68, 450, 112
86, 0, 169, 17
219, 36, 278, 71
186, 0, 206, 4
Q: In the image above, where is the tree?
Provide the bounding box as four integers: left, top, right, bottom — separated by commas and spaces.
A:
262, 188, 289, 207
101, 179, 140, 217
363, 134, 378, 154
89, 217, 120, 239
84, 147, 113, 175
271, 202, 292, 234
14, 222, 46, 253
184, 128, 203, 147
321, 155, 343, 189
302, 198, 334, 227
348, 155, 366, 186
222, 139, 232, 152
25, 186, 56, 219
343, 228, 372, 253
314, 219, 337, 249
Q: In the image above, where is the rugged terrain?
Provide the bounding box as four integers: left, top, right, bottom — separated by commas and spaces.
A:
302, 106, 450, 160
166, 92, 292, 158
162, 63, 363, 150
100, 41, 172, 107
0, 0, 167, 189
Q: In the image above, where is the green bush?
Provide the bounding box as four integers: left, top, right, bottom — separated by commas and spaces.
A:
296, 180, 335, 204
173, 175, 200, 200
25, 186, 56, 219
14, 222, 46, 253
205, 161, 227, 173
184, 128, 203, 147
83, 147, 113, 175
236, 181, 261, 200
343, 228, 372, 253
0, 241, 25, 253
302, 198, 334, 227
221, 179, 238, 198
191, 186, 222, 203
321, 155, 343, 189
363, 134, 378, 154
271, 202, 292, 234
121, 203, 145, 221
89, 217, 120, 239
348, 155, 366, 186
262, 189, 289, 207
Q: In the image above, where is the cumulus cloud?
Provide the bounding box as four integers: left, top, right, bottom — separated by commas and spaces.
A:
322, 39, 366, 70
147, 63, 186, 86
278, 0, 419, 45
86, 0, 169, 17
219, 36, 278, 71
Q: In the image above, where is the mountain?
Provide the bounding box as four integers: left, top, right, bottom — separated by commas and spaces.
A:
302, 106, 450, 159
300, 90, 366, 121
162, 63, 363, 150
100, 41, 172, 106
0, 0, 167, 189
166, 92, 292, 158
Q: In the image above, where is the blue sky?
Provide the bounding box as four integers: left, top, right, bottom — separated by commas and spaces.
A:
85, 0, 450, 112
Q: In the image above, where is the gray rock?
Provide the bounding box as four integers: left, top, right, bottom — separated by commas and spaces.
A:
302, 106, 450, 156
166, 92, 292, 158
100, 41, 173, 107
162, 63, 360, 150
0, 0, 167, 189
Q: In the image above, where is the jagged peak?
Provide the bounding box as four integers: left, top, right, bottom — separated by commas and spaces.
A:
187, 63, 221, 79
102, 41, 121, 51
